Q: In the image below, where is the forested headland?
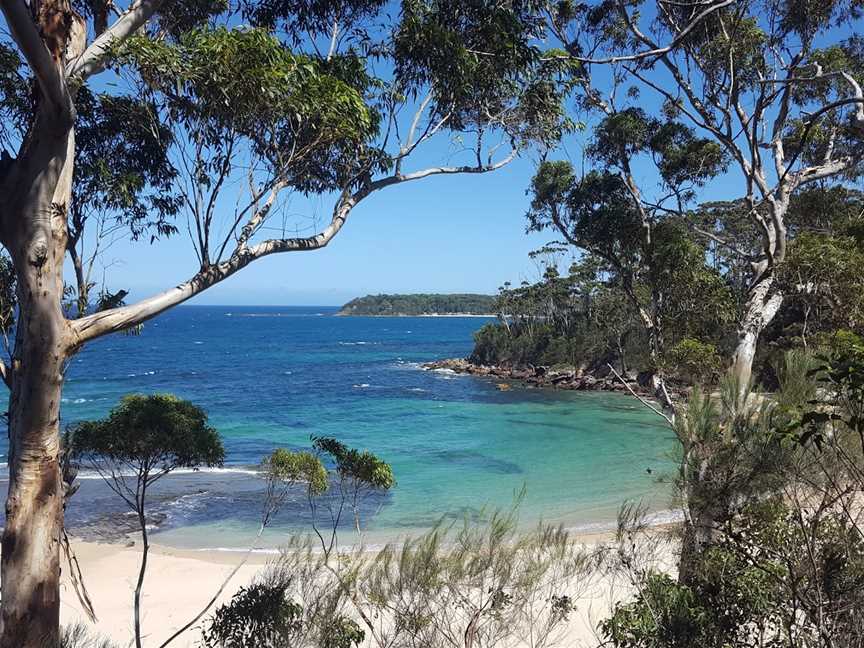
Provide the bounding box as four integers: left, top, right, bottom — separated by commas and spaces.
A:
466, 186, 864, 392
339, 293, 496, 316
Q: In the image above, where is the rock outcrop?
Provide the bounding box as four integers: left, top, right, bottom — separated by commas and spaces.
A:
422, 358, 649, 395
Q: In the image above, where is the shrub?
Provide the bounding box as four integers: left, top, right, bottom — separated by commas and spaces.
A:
470, 322, 513, 365
602, 499, 864, 648
320, 617, 365, 648
664, 338, 722, 385
201, 582, 303, 648
60, 624, 118, 648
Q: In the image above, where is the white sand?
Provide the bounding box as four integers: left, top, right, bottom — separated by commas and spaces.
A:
59, 532, 677, 647
61, 542, 266, 647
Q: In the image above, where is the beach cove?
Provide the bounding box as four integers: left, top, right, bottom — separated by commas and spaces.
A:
1, 306, 677, 549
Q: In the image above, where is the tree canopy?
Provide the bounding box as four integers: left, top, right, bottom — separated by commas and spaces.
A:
69, 393, 224, 475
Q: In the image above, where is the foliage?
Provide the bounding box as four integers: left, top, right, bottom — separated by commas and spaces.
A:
246, 0, 384, 37
0, 43, 28, 149
118, 26, 379, 194
263, 448, 329, 495
394, 0, 574, 144
248, 504, 593, 648
602, 499, 864, 648
201, 568, 366, 648
671, 371, 806, 584
201, 581, 304, 648
472, 248, 731, 383
339, 293, 496, 316
261, 437, 394, 557
777, 230, 864, 339
320, 617, 365, 648
605, 350, 864, 647
663, 339, 722, 386
312, 436, 395, 490
524, 153, 734, 387
72, 87, 180, 244
69, 394, 224, 473
601, 572, 711, 648
0, 253, 16, 335
356, 509, 590, 648
59, 624, 118, 648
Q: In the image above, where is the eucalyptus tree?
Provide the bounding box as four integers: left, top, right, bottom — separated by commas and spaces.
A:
548, 0, 864, 392
0, 0, 573, 643
525, 108, 732, 403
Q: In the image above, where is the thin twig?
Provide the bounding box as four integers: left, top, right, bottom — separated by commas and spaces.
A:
61, 528, 98, 623
607, 363, 674, 426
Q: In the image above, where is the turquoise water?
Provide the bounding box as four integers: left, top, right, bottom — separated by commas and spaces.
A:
0, 306, 677, 548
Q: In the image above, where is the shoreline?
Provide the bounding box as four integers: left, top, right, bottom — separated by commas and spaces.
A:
59, 500, 680, 551
423, 357, 663, 397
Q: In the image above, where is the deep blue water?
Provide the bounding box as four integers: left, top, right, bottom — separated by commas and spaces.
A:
0, 306, 677, 548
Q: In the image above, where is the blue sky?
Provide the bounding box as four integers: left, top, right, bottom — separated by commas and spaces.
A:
105, 153, 565, 306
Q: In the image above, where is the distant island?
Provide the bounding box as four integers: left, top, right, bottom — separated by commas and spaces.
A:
338, 293, 496, 316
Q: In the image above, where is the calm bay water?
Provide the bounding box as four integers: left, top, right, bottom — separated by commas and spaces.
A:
0, 306, 677, 548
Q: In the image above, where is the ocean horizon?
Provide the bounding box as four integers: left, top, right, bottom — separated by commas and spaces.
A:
0, 305, 677, 549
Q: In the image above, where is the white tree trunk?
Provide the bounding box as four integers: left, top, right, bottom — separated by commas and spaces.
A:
731, 274, 784, 395
0, 112, 74, 648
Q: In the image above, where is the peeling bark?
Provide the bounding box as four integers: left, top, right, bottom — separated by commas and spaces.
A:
0, 111, 75, 648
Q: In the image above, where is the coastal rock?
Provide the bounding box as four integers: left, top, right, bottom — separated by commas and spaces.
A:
593, 364, 611, 378
580, 376, 597, 390
422, 358, 660, 399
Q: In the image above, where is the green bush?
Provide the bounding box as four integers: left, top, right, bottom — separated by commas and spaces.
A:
320, 617, 365, 648
201, 582, 303, 648
471, 322, 517, 365
602, 499, 864, 647
663, 338, 722, 385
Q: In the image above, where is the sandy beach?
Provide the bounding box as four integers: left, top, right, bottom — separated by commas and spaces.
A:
58, 530, 677, 648
61, 541, 268, 647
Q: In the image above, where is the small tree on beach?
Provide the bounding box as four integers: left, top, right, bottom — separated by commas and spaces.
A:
213, 437, 395, 647
68, 394, 224, 648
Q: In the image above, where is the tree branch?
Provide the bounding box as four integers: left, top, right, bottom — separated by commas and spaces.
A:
0, 0, 67, 111
689, 224, 756, 261
607, 363, 674, 426
70, 148, 517, 344
68, 0, 163, 80
569, 0, 737, 65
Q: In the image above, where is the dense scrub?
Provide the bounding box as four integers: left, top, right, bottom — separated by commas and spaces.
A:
472, 187, 864, 389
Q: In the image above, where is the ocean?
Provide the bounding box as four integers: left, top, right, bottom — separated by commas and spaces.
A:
0, 306, 678, 549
